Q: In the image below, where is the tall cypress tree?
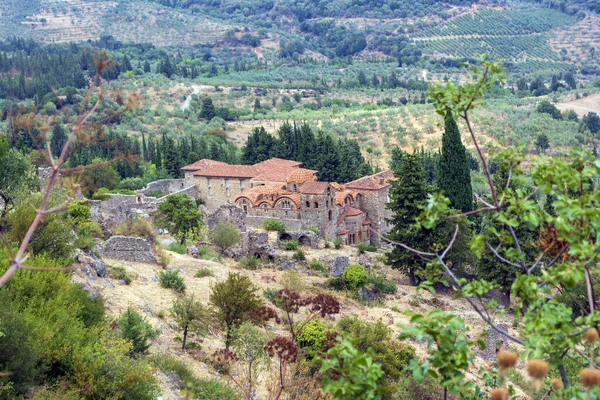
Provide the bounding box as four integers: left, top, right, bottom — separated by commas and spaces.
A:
385, 152, 430, 286
438, 112, 473, 212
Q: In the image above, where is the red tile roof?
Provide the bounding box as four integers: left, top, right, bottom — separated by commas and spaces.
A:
234, 185, 301, 208
337, 206, 364, 225
254, 166, 316, 183
254, 158, 302, 168
181, 159, 228, 171
300, 181, 330, 194
193, 164, 258, 178
345, 170, 396, 190
287, 169, 317, 183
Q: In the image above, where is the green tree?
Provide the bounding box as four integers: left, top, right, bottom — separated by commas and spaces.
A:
118, 307, 159, 355
535, 133, 550, 154
231, 321, 268, 395
241, 126, 277, 164
79, 158, 120, 197
210, 222, 241, 255
385, 153, 430, 286
536, 100, 562, 120
154, 193, 203, 245
50, 124, 68, 158
209, 272, 262, 349
200, 97, 215, 120
171, 295, 209, 351
0, 137, 37, 218
583, 112, 600, 134
438, 112, 473, 212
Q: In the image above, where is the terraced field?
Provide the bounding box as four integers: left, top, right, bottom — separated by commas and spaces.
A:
412, 8, 577, 62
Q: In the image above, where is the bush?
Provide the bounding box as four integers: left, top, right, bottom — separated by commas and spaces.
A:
308, 226, 320, 235
119, 177, 146, 191
284, 240, 299, 250
326, 277, 347, 291
113, 218, 156, 242
333, 237, 343, 249
195, 268, 215, 278
367, 273, 397, 294
296, 319, 329, 350
118, 307, 159, 354
158, 269, 186, 293
153, 355, 239, 399
280, 269, 305, 292
166, 242, 186, 254
108, 266, 132, 284
309, 259, 327, 273
263, 218, 286, 233
210, 222, 241, 255
239, 256, 260, 270
92, 187, 111, 200
145, 189, 165, 198
357, 242, 377, 254
344, 264, 368, 290
293, 249, 306, 261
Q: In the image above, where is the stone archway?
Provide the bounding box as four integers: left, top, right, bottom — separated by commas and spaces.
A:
298, 235, 311, 246
280, 233, 292, 241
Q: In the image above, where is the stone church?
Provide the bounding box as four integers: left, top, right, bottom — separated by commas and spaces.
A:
182, 158, 395, 245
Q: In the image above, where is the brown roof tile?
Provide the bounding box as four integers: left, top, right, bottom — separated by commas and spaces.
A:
300, 181, 330, 194
337, 205, 364, 225
335, 190, 358, 206
345, 170, 396, 190
254, 158, 302, 168
234, 185, 301, 208
193, 164, 258, 178
181, 159, 228, 171
287, 169, 317, 183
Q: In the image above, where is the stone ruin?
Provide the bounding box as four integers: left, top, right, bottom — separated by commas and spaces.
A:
326, 256, 349, 277
97, 236, 157, 264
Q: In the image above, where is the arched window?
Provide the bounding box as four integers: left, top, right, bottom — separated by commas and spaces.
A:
293, 184, 297, 192
282, 200, 291, 209
305, 201, 310, 208
328, 210, 332, 221
314, 202, 319, 208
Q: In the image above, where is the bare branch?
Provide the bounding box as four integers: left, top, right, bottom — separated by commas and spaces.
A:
487, 243, 522, 269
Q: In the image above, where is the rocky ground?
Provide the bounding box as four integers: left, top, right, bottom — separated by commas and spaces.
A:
72, 239, 524, 399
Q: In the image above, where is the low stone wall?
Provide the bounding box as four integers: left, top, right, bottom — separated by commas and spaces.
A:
97, 235, 157, 264
139, 179, 186, 196
278, 231, 319, 249
246, 216, 303, 232
156, 185, 197, 203
206, 204, 246, 232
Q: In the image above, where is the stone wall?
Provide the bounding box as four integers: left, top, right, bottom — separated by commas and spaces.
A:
138, 179, 187, 196
97, 236, 157, 263
195, 175, 251, 210
354, 187, 392, 245
278, 231, 319, 248
246, 216, 303, 232
206, 204, 247, 232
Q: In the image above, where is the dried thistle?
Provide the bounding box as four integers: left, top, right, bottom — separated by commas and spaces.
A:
586, 328, 599, 344
580, 368, 600, 388
209, 349, 238, 374
490, 387, 509, 400
527, 359, 549, 391
497, 350, 518, 369
248, 305, 281, 325
551, 378, 563, 391
275, 289, 303, 314
527, 359, 549, 380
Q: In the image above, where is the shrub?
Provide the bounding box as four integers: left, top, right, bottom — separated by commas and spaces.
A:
326, 277, 347, 291
108, 266, 132, 284
239, 256, 260, 270
357, 242, 377, 254
197, 245, 217, 259
284, 240, 299, 250
367, 273, 397, 294
153, 355, 239, 399
113, 218, 156, 242
293, 249, 306, 261
92, 187, 111, 200
308, 226, 320, 235
166, 242, 186, 254
158, 269, 186, 293
296, 319, 328, 350
210, 222, 241, 255
195, 268, 215, 278
263, 288, 281, 308
263, 218, 286, 233
280, 269, 305, 292
145, 189, 165, 198
344, 264, 368, 290
309, 259, 327, 273
118, 307, 159, 354
119, 177, 146, 191
333, 237, 343, 249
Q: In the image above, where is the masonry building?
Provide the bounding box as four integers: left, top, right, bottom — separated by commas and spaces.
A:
181, 158, 395, 245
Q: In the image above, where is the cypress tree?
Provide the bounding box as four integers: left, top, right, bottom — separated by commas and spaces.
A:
438, 112, 473, 212
50, 124, 68, 158
200, 97, 215, 120
385, 153, 430, 286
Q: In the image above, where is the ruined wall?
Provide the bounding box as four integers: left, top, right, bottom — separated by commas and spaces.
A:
206, 204, 247, 232
299, 192, 337, 238
138, 179, 187, 196
246, 216, 303, 232
97, 236, 157, 263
